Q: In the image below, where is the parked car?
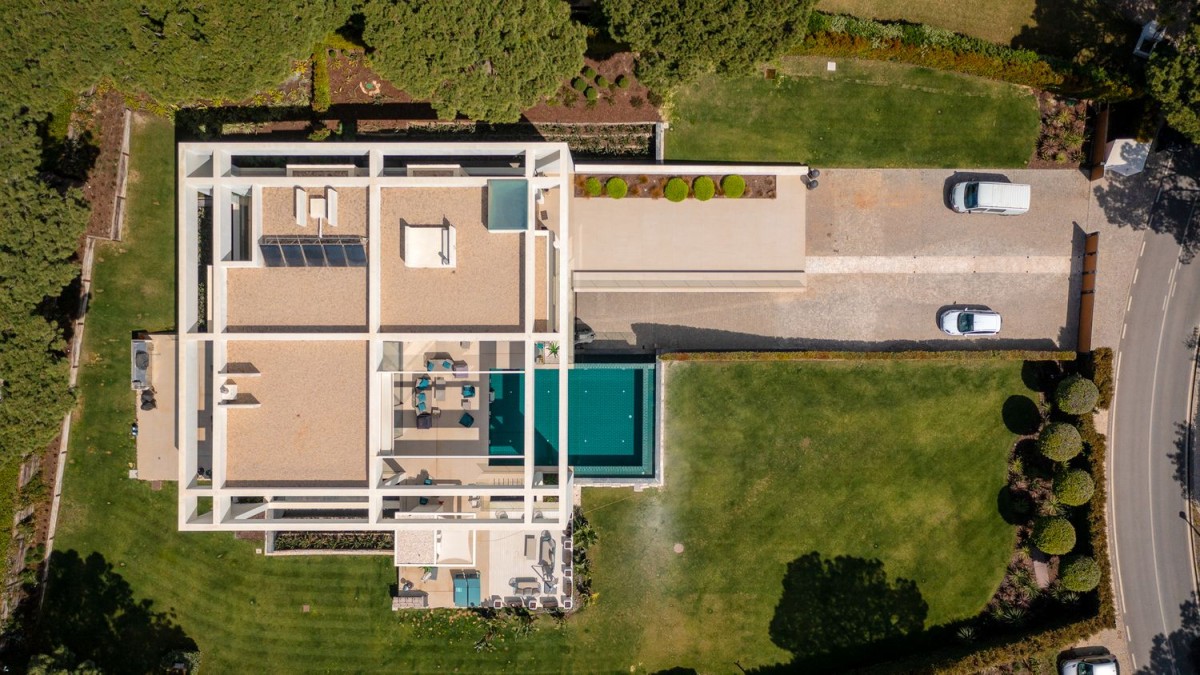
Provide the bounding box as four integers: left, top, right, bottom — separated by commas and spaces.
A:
939, 308, 1002, 336
950, 181, 1030, 215
1060, 653, 1118, 675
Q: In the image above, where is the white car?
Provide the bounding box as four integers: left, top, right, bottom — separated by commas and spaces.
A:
1060, 654, 1118, 675
939, 309, 1001, 336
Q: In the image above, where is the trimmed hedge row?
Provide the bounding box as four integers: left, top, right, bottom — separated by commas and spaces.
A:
273, 531, 393, 551
661, 350, 1077, 362
796, 13, 1134, 101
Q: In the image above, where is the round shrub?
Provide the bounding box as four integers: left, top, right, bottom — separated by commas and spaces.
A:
664, 177, 688, 202
1038, 422, 1083, 462
582, 66, 597, 80
1032, 516, 1076, 556
585, 87, 598, 102
596, 75, 611, 89
571, 77, 587, 92
1059, 555, 1101, 592
1054, 374, 1100, 415
1053, 469, 1095, 506
605, 177, 628, 199
721, 174, 746, 198
692, 176, 716, 201
616, 74, 630, 89
583, 177, 602, 197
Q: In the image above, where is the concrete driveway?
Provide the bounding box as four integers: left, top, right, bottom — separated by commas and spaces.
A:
578, 168, 1094, 351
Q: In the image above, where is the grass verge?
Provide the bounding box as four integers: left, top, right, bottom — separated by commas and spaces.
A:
666, 57, 1040, 168
816, 0, 1034, 45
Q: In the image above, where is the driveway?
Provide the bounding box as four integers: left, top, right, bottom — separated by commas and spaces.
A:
578, 168, 1104, 351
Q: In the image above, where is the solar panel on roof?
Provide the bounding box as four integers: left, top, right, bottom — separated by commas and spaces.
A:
345, 243, 367, 267
324, 243, 348, 267
302, 243, 326, 267
280, 244, 306, 267
260, 243, 285, 267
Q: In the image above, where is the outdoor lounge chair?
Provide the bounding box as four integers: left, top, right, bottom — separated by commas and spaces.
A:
462, 385, 476, 398
452, 361, 468, 378
459, 412, 475, 428
416, 412, 433, 429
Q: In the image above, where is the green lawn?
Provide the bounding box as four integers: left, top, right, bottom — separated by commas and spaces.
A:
666, 58, 1041, 168
817, 0, 1035, 45
573, 359, 1022, 670
46, 115, 1021, 673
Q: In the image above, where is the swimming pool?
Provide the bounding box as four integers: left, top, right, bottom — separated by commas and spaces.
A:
487, 364, 656, 479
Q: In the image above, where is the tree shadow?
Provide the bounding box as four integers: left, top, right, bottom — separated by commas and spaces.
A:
1011, 0, 1140, 70
767, 552, 928, 671
1135, 593, 1200, 674
23, 550, 197, 674
1003, 395, 1043, 435
1021, 360, 1063, 395
1170, 419, 1195, 499
1092, 146, 1200, 263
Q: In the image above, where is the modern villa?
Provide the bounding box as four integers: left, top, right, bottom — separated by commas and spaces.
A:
160, 141, 808, 609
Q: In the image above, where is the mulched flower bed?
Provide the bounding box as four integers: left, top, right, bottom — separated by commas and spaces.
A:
273, 531, 393, 551
1029, 92, 1089, 169
523, 52, 662, 124
327, 50, 420, 106
573, 173, 776, 199
77, 89, 127, 241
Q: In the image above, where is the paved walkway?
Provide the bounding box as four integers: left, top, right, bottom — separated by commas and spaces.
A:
806, 255, 1073, 274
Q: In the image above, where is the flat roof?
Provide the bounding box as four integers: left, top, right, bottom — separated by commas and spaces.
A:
225, 340, 368, 486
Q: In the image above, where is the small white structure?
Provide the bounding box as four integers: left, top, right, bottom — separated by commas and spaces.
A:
404, 224, 456, 268
1104, 138, 1152, 177
1133, 21, 1165, 59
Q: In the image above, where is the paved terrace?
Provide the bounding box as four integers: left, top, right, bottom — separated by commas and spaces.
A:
225, 266, 367, 331
224, 340, 368, 486
379, 187, 526, 331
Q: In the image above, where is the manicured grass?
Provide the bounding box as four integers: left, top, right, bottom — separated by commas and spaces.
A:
816, 0, 1035, 45
573, 359, 1022, 670
666, 58, 1041, 168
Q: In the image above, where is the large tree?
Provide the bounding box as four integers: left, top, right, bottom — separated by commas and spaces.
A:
361, 0, 586, 121
1149, 22, 1200, 143
603, 0, 816, 90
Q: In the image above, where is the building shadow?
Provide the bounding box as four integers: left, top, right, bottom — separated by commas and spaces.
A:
621, 323, 1062, 353
19, 550, 197, 674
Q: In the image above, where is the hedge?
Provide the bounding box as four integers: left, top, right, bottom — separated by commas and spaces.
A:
1038, 422, 1083, 462
692, 176, 715, 201
273, 531, 393, 551
665, 177, 688, 202
661, 350, 1077, 362
1055, 374, 1100, 415
721, 174, 746, 199
312, 49, 331, 113
1081, 348, 1114, 409
606, 176, 628, 199
797, 13, 1134, 101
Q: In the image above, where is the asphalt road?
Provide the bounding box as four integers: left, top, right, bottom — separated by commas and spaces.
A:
1112, 174, 1200, 673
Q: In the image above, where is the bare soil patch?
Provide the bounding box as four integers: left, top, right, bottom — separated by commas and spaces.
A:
79, 89, 127, 241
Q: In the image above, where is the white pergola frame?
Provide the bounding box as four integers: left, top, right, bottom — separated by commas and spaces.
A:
177, 142, 574, 534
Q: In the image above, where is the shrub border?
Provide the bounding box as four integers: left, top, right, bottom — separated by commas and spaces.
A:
661, 350, 1076, 362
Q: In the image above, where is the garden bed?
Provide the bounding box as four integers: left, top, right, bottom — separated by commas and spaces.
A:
572, 173, 775, 199
271, 531, 393, 552
1029, 92, 1090, 169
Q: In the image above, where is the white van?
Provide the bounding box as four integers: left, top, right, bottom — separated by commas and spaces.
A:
950, 181, 1030, 215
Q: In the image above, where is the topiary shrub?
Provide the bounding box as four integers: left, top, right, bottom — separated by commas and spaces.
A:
1054, 374, 1100, 415
692, 176, 716, 201
596, 75, 611, 89
1053, 469, 1095, 506
585, 87, 598, 102
571, 77, 587, 92
665, 177, 688, 202
583, 66, 597, 80
1032, 516, 1076, 555
721, 174, 746, 198
1059, 554, 1101, 591
605, 177, 628, 199
1038, 422, 1083, 462
584, 177, 603, 197
616, 74, 630, 89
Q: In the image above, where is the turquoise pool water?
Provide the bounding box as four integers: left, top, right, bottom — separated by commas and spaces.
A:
487, 364, 655, 478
